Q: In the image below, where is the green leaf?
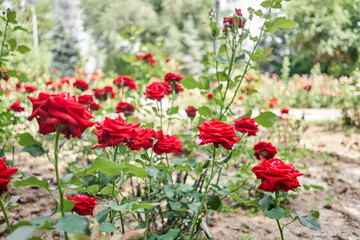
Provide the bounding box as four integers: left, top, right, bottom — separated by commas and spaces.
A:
16, 133, 41, 147
132, 203, 160, 211
231, 194, 259, 208
254, 111, 278, 128
198, 106, 212, 118
16, 45, 31, 54
31, 216, 52, 231
248, 48, 273, 62
157, 229, 180, 240
16, 74, 29, 82
6, 11, 17, 23
259, 194, 273, 211
181, 76, 197, 89
7, 226, 34, 240
13, 176, 50, 193
14, 26, 28, 32
235, 54, 245, 62
167, 106, 179, 115
208, 195, 221, 210
21, 145, 47, 157
273, 17, 296, 29
95, 209, 110, 223
99, 223, 117, 232
264, 207, 287, 219
54, 199, 76, 214
221, 152, 232, 163
85, 185, 99, 195
310, 185, 324, 191
87, 157, 124, 177
198, 76, 210, 90
55, 215, 90, 234
261, 1, 272, 7
8, 39, 17, 51
240, 110, 252, 119
108, 201, 129, 212
209, 21, 219, 38
213, 55, 229, 64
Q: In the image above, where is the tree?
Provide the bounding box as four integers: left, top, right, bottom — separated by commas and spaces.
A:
49, 22, 80, 77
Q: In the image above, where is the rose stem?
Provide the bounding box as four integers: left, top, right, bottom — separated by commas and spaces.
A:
0, 198, 12, 233
188, 145, 217, 239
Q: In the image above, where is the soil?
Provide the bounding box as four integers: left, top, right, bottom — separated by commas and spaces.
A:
1, 124, 360, 240
208, 124, 360, 240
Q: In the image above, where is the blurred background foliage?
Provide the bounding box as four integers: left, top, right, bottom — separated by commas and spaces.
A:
1, 0, 360, 78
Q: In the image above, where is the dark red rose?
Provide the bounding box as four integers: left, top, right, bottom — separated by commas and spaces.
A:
67, 195, 97, 216
60, 76, 71, 85
126, 127, 155, 151
253, 142, 277, 160
24, 85, 37, 93
142, 53, 153, 61
0, 157, 18, 194
15, 82, 24, 90
234, 117, 258, 136
91, 115, 140, 148
223, 15, 245, 29
93, 88, 107, 101
164, 73, 184, 83
281, 108, 289, 114
27, 92, 94, 139
252, 157, 303, 192
104, 86, 116, 98
0, 70, 9, 81
174, 83, 184, 93
148, 58, 156, 66
197, 119, 240, 150
235, 8, 242, 16
145, 82, 172, 101
78, 95, 94, 105
45, 80, 55, 85
153, 130, 182, 155
90, 102, 101, 111
185, 106, 197, 118
139, 53, 156, 66
164, 58, 171, 62
74, 79, 89, 91
304, 85, 312, 91
10, 102, 24, 112
113, 76, 137, 90
116, 102, 135, 116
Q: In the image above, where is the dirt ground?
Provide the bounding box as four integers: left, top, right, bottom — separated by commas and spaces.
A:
208, 124, 360, 240
1, 124, 360, 239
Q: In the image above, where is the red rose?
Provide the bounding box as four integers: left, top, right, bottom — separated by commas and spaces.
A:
0, 157, 18, 194
140, 53, 156, 66
174, 83, 184, 93
93, 88, 107, 101
91, 115, 140, 148
27, 92, 94, 139
281, 108, 289, 114
185, 106, 197, 118
67, 195, 97, 216
104, 86, 116, 98
24, 85, 37, 93
113, 76, 137, 90
164, 73, 184, 83
252, 157, 303, 192
10, 102, 24, 112
45, 80, 54, 85
205, 93, 213, 99
197, 119, 240, 150
279, 116, 286, 122
153, 130, 182, 155
0, 70, 9, 81
74, 79, 89, 91
60, 76, 71, 85
145, 82, 171, 101
116, 101, 135, 116
269, 97, 278, 108
126, 127, 155, 151
234, 117, 258, 136
90, 102, 101, 111
78, 95, 94, 105
253, 142, 277, 160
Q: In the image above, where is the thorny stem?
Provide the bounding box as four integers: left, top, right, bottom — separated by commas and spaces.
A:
188, 145, 217, 240
144, 149, 152, 240
0, 198, 12, 233
220, 1, 274, 119
54, 126, 68, 240
275, 191, 285, 240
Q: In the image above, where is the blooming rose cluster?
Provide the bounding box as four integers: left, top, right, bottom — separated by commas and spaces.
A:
136, 53, 156, 66
28, 92, 94, 139
252, 157, 303, 192
223, 8, 246, 32
0, 157, 18, 194
91, 115, 182, 155
145, 72, 185, 101
93, 86, 115, 101
113, 76, 137, 90
67, 195, 97, 216
164, 73, 184, 93
73, 79, 89, 91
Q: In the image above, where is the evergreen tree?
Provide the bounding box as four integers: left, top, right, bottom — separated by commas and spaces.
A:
49, 22, 79, 77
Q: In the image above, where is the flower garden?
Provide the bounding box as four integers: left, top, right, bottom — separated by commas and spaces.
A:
0, 1, 359, 239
